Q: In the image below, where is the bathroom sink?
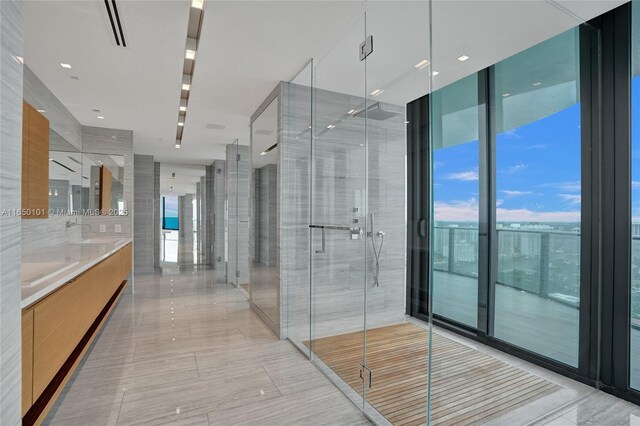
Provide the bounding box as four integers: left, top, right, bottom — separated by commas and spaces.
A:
22, 261, 80, 287
80, 238, 126, 245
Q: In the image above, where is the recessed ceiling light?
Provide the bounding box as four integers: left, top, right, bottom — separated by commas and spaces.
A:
182, 74, 191, 91
60, 63, 71, 69
191, 0, 204, 9
178, 122, 184, 126
175, 144, 181, 149
532, 81, 542, 86
431, 71, 439, 76
348, 109, 356, 114
404, 121, 410, 124
327, 124, 336, 129
180, 99, 187, 112
457, 54, 470, 62
502, 93, 511, 97
97, 116, 104, 119
185, 38, 197, 60
370, 89, 383, 97
37, 109, 46, 113
414, 59, 430, 69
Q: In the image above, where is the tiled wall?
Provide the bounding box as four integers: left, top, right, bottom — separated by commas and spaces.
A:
133, 154, 154, 274
226, 145, 250, 286
81, 126, 133, 239
0, 1, 23, 423
178, 194, 194, 265
280, 82, 407, 341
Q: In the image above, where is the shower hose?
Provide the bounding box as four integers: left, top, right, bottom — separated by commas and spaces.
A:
371, 232, 385, 287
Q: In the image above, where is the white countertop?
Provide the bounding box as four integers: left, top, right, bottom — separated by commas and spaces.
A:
21, 237, 132, 308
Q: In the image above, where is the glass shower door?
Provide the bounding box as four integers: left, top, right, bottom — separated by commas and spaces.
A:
362, 1, 431, 423
308, 10, 370, 410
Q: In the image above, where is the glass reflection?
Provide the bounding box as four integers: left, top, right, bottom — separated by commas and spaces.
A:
493, 28, 581, 366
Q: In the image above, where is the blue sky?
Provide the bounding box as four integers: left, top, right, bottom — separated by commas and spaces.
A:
434, 103, 582, 223
435, 75, 640, 223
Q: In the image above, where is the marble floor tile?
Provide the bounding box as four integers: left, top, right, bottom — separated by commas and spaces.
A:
45, 266, 369, 426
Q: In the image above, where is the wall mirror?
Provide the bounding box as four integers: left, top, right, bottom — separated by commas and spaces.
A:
48, 129, 82, 215
81, 153, 126, 215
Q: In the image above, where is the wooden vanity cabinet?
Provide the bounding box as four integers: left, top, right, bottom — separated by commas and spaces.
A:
22, 243, 132, 424
22, 101, 49, 219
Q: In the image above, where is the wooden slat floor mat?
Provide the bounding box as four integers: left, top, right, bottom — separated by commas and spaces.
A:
305, 323, 560, 426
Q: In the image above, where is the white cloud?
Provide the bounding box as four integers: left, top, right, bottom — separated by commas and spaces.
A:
543, 181, 581, 192
559, 194, 581, 205
633, 181, 640, 190
501, 190, 532, 197
434, 198, 580, 222
524, 144, 548, 150
496, 208, 580, 222
434, 199, 478, 221
445, 170, 478, 181
501, 163, 528, 175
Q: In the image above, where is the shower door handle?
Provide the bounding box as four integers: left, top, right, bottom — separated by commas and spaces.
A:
316, 227, 326, 254
309, 224, 356, 254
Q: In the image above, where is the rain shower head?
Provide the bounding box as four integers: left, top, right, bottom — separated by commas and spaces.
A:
353, 103, 401, 121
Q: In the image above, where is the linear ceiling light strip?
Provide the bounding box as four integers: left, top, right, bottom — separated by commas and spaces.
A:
175, 1, 205, 148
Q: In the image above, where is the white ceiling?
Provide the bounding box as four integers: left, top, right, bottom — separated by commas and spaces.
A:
159, 163, 205, 196
24, 0, 626, 170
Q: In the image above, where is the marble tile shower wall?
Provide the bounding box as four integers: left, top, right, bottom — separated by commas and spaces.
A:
21, 65, 84, 253
0, 1, 23, 423
226, 145, 250, 286
256, 164, 278, 266
81, 126, 133, 239
281, 82, 407, 341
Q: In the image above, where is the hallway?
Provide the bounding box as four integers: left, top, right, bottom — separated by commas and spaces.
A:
43, 268, 369, 426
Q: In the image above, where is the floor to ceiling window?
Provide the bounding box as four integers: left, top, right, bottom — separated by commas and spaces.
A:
630, 0, 640, 390
492, 28, 582, 367
431, 74, 480, 328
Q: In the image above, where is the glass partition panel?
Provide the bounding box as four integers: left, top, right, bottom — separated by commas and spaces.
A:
631, 0, 640, 390
362, 1, 430, 423
250, 97, 280, 329
307, 6, 368, 410
283, 60, 313, 352
493, 27, 581, 367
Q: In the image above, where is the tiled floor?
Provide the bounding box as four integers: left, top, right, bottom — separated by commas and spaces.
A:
43, 265, 640, 426
43, 266, 370, 426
